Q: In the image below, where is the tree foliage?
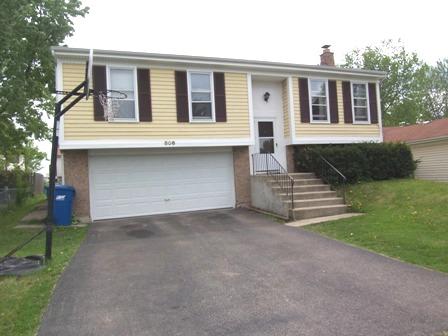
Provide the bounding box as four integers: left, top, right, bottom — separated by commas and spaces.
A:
425, 59, 448, 119
343, 40, 447, 126
0, 0, 88, 169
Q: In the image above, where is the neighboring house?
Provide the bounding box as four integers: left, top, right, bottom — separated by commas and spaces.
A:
52, 46, 385, 221
384, 119, 448, 182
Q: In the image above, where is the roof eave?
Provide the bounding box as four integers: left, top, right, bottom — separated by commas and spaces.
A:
407, 135, 448, 145
51, 46, 387, 80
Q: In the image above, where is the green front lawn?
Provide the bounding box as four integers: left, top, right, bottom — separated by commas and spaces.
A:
306, 179, 448, 273
0, 197, 87, 336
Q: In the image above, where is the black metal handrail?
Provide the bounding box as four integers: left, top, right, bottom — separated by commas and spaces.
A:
252, 153, 295, 208
312, 151, 347, 202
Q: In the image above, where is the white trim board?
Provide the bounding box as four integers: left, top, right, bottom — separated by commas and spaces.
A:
287, 76, 296, 143
88, 146, 233, 157
60, 137, 253, 150
247, 73, 255, 175
293, 136, 382, 144
376, 81, 384, 142
55, 59, 65, 142
247, 74, 255, 144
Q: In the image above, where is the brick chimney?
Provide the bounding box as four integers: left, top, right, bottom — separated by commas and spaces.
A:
320, 45, 335, 66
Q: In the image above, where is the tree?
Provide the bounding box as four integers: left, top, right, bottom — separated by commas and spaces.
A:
343, 40, 430, 126
0, 0, 89, 164
21, 141, 47, 173
425, 59, 448, 119
1, 141, 46, 172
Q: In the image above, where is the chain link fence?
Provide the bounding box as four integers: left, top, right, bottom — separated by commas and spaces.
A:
0, 173, 44, 209
0, 187, 20, 209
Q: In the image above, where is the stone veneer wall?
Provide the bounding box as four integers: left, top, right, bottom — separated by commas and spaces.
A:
232, 146, 251, 207
62, 150, 90, 220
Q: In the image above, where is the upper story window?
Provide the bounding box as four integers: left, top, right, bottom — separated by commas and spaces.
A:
188, 72, 214, 122
309, 79, 329, 122
109, 67, 137, 121
351, 82, 370, 123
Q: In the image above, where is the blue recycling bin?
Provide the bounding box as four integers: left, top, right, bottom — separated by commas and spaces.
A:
52, 185, 75, 226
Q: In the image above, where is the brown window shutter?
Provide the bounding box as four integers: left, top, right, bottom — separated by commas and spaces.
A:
328, 80, 339, 123
175, 71, 189, 122
368, 83, 378, 124
213, 72, 226, 122
342, 81, 353, 124
137, 69, 152, 122
298, 78, 310, 123
93, 65, 106, 121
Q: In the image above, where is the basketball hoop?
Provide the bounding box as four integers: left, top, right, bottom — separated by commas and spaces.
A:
97, 90, 127, 121
54, 49, 127, 122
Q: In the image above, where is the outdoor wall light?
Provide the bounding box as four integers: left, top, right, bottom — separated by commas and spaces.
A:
263, 91, 270, 102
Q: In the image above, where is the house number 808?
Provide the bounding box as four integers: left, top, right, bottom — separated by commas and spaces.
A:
164, 140, 176, 146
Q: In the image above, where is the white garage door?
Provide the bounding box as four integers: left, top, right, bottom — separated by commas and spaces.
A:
89, 149, 235, 220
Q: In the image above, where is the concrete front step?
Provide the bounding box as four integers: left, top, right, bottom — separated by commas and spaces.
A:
266, 178, 322, 186
289, 172, 316, 179
286, 197, 344, 208
291, 204, 348, 220
274, 184, 331, 193
278, 190, 338, 200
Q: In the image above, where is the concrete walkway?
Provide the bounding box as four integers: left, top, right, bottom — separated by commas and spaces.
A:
39, 209, 448, 336
286, 212, 364, 227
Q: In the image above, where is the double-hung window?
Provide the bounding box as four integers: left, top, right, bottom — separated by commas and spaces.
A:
189, 72, 214, 122
351, 82, 370, 123
309, 79, 329, 122
109, 67, 137, 121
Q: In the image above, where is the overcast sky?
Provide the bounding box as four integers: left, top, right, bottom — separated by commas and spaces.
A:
38, 0, 448, 174
65, 0, 448, 65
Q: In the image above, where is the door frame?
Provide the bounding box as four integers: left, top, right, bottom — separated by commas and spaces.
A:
254, 117, 287, 169
255, 118, 276, 155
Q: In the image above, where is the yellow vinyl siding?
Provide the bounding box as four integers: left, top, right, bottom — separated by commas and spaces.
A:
293, 78, 381, 138
62, 64, 250, 140
282, 79, 289, 138
410, 140, 448, 182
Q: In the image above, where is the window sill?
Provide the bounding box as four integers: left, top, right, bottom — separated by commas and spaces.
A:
107, 119, 139, 123
189, 119, 216, 123
310, 120, 331, 124
352, 121, 371, 125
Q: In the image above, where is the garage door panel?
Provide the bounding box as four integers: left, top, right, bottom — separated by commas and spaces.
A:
89, 151, 235, 220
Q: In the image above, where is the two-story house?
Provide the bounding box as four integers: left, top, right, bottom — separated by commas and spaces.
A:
52, 46, 385, 221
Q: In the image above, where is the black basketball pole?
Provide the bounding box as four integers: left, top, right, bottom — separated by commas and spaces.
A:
45, 80, 87, 260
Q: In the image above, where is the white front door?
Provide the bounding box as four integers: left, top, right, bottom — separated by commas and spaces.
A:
254, 119, 286, 173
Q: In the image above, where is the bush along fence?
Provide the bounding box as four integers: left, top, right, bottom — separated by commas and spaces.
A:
294, 142, 417, 185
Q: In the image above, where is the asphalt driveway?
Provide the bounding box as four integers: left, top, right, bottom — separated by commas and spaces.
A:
39, 209, 448, 336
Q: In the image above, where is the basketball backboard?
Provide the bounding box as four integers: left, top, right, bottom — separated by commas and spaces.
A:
84, 49, 93, 100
